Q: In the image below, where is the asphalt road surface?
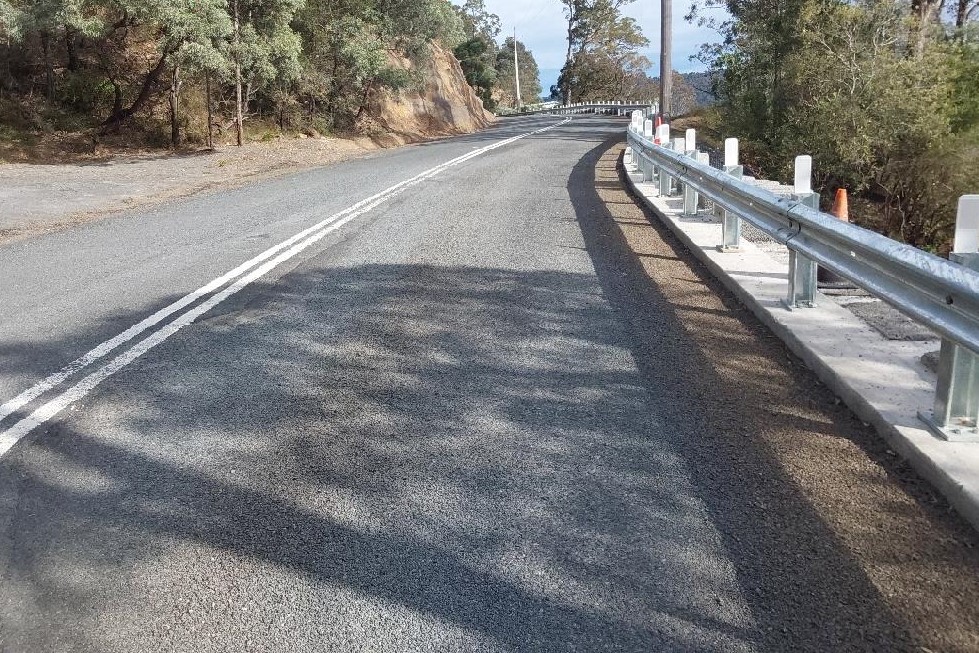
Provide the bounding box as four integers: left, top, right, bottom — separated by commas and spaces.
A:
1, 116, 978, 652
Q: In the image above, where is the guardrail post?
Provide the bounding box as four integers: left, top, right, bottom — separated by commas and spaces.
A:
671, 138, 686, 199
693, 152, 710, 212
683, 129, 698, 215
920, 195, 979, 442
719, 138, 744, 252
642, 150, 655, 182
784, 155, 819, 309
657, 124, 672, 197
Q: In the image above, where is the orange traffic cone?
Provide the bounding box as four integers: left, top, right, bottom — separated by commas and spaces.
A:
819, 188, 853, 286
831, 188, 849, 222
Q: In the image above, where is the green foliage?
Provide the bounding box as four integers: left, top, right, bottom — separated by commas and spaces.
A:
448, 0, 505, 110
457, 0, 499, 41
294, 0, 462, 128
557, 0, 651, 103
0, 0, 476, 143
16, 0, 101, 37
374, 0, 465, 54
947, 26, 979, 131
0, 0, 20, 39
227, 0, 303, 88
454, 36, 497, 109
495, 37, 542, 106
696, 0, 979, 252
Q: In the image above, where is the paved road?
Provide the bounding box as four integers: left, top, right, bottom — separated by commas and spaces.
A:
1, 116, 977, 652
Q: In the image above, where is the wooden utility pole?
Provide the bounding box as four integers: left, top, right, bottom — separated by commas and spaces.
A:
660, 0, 672, 120
513, 29, 522, 109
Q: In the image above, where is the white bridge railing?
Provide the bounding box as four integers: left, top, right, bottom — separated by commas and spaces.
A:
624, 110, 979, 443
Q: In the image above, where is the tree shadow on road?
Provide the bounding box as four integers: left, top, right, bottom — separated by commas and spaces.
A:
0, 128, 976, 653
1, 263, 761, 652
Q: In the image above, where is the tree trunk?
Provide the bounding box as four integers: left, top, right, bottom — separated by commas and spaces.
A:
233, 0, 244, 146
40, 30, 55, 101
205, 71, 214, 149
65, 28, 80, 72
355, 79, 374, 119
954, 0, 972, 26
169, 63, 181, 147
103, 52, 169, 127
109, 78, 123, 119
911, 0, 944, 54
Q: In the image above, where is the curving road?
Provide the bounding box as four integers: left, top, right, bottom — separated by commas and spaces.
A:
1, 115, 978, 652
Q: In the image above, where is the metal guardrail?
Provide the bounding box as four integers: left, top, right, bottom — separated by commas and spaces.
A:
497, 101, 657, 117
625, 119, 979, 443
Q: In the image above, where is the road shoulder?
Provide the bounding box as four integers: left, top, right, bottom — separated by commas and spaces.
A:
0, 129, 479, 246
585, 138, 979, 652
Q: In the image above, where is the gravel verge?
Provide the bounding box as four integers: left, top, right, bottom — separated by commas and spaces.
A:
0, 135, 390, 244
598, 140, 979, 652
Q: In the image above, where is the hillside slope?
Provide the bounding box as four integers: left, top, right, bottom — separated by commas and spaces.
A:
371, 43, 494, 144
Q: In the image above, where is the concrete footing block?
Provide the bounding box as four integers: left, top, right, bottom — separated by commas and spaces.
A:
622, 154, 979, 533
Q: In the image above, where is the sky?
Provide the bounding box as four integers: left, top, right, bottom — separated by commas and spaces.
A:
453, 0, 724, 96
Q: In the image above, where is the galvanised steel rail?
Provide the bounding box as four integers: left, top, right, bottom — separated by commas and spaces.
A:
497, 101, 655, 117
626, 121, 979, 441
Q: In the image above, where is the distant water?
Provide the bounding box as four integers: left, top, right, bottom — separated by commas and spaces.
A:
538, 68, 562, 99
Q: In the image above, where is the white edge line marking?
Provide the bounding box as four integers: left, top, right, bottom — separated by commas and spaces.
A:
0, 116, 571, 456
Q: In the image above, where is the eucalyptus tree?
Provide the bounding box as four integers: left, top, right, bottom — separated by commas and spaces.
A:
224, 0, 303, 145
296, 0, 463, 128
454, 35, 498, 109
165, 0, 230, 145
557, 0, 648, 102
695, 0, 979, 251
13, 0, 101, 99
452, 0, 500, 109
495, 37, 542, 106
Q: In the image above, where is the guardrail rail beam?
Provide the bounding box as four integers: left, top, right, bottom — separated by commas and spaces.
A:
626, 126, 979, 445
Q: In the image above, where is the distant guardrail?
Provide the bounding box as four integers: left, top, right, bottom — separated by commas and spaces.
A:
624, 110, 979, 443
496, 101, 658, 117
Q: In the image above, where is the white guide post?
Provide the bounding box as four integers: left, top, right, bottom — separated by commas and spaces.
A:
657, 124, 673, 196
724, 138, 739, 168
682, 129, 698, 214
785, 154, 818, 308
719, 138, 744, 252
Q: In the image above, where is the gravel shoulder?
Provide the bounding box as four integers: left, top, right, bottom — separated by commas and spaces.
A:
595, 140, 979, 652
0, 135, 387, 244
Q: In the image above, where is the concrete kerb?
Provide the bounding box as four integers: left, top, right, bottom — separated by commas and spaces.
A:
621, 154, 979, 534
